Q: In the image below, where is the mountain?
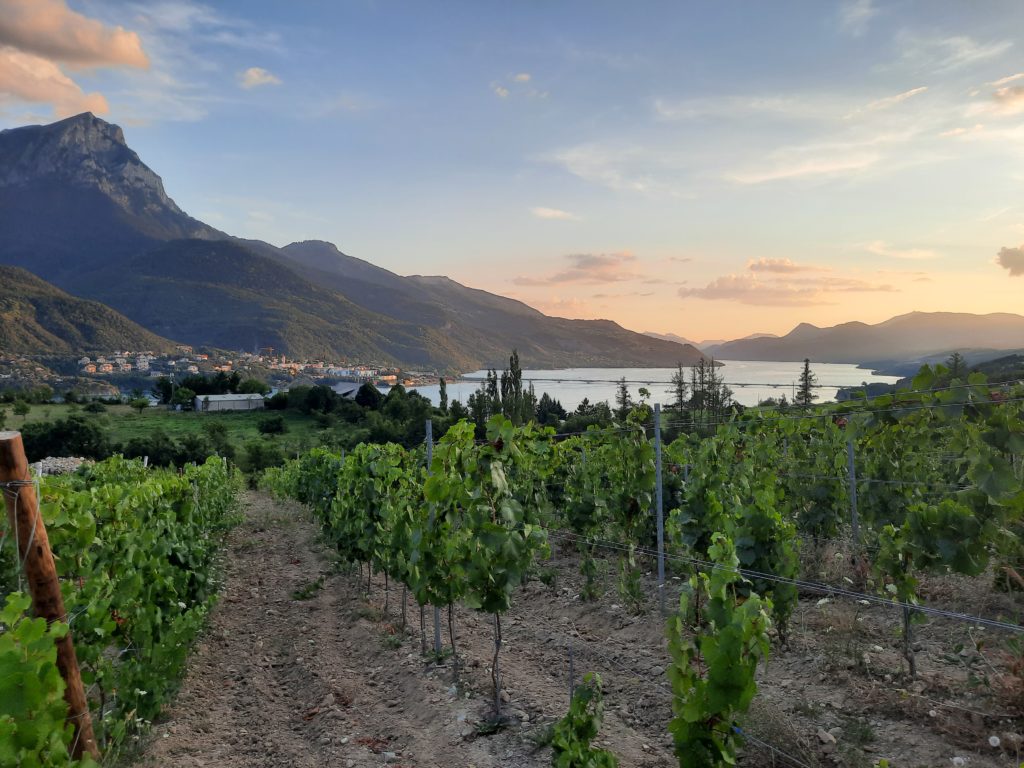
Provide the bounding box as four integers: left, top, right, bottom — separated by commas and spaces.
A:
704, 312, 1024, 363
644, 331, 699, 347
0, 266, 175, 355
0, 113, 706, 370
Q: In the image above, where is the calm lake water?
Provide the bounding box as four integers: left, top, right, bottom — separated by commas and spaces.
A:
410, 361, 902, 410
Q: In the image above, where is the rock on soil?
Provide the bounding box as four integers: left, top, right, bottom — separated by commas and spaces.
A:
34, 456, 91, 475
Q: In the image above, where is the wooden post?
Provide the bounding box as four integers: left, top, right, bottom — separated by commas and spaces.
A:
0, 431, 99, 760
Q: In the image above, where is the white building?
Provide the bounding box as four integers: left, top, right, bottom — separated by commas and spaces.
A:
195, 393, 265, 412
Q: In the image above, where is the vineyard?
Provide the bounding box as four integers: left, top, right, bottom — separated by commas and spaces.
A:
259, 370, 1024, 767
1, 369, 1022, 767
0, 454, 239, 766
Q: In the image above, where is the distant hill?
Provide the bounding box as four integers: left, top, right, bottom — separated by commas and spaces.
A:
0, 113, 706, 370
644, 331, 699, 347
704, 312, 1024, 364
0, 266, 175, 355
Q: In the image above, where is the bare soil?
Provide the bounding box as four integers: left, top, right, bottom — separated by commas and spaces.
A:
136, 493, 1024, 768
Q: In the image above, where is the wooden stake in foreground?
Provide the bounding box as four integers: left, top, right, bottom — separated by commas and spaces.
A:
0, 431, 100, 760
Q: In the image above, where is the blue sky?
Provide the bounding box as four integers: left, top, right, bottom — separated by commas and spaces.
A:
1, 0, 1023, 340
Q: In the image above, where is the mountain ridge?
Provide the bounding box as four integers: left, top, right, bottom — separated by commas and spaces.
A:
0, 112, 706, 370
704, 311, 1024, 363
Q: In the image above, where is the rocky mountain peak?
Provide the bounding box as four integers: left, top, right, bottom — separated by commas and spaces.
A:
0, 112, 189, 222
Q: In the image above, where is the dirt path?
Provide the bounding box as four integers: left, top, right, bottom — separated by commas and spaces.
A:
137, 491, 549, 768
138, 492, 1021, 768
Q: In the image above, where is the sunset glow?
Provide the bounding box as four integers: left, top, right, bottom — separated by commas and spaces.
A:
1, 0, 1022, 340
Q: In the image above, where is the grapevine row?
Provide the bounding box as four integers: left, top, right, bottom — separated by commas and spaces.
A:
265, 370, 1023, 765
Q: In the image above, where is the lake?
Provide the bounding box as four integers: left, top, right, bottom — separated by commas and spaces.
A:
410, 361, 902, 410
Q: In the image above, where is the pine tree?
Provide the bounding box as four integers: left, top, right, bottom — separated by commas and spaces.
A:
795, 358, 817, 407
438, 377, 448, 413
614, 377, 633, 421
946, 351, 967, 380
668, 364, 688, 412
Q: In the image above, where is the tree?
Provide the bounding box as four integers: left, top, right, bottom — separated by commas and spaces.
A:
258, 414, 287, 435
448, 399, 469, 422
795, 358, 817, 407
689, 359, 734, 432
668, 364, 689, 412
0, 408, 6, 430
203, 420, 236, 460
22, 415, 112, 462
355, 382, 383, 410
535, 392, 567, 426
614, 378, 632, 421
153, 377, 173, 404
172, 387, 196, 410
13, 400, 30, 417
129, 398, 150, 415
946, 351, 967, 380
237, 378, 270, 395
438, 377, 448, 414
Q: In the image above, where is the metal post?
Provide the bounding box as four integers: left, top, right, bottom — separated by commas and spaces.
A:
846, 438, 859, 546
654, 404, 666, 615
426, 419, 441, 655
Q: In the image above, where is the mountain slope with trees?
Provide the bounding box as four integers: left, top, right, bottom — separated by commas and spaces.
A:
0, 266, 175, 355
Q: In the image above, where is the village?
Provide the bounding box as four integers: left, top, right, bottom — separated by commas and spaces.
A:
0, 344, 439, 402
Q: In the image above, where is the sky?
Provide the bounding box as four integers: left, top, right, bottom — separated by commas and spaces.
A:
1, 0, 1023, 342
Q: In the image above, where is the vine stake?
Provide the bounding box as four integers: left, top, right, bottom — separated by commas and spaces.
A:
0, 431, 100, 760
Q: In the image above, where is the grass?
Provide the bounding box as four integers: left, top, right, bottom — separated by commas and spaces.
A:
3, 402, 334, 455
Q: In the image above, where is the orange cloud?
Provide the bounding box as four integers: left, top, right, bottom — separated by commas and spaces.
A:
513, 252, 643, 286
679, 273, 896, 306
997, 245, 1024, 276
747, 257, 822, 273
0, 46, 107, 116
0, 0, 148, 68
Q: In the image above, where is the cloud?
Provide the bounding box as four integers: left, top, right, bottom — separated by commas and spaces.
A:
990, 73, 1024, 88
238, 66, 280, 89
0, 0, 148, 68
491, 81, 509, 98
592, 291, 654, 298
996, 245, 1024, 276
531, 206, 579, 221
549, 143, 662, 193
864, 240, 938, 260
860, 86, 928, 113
992, 85, 1024, 115
747, 258, 820, 273
0, 46, 108, 116
728, 151, 880, 184
513, 252, 643, 286
679, 273, 896, 306
940, 124, 985, 138
129, 1, 282, 52
899, 35, 1012, 73
840, 0, 878, 37
654, 95, 833, 122
513, 73, 531, 82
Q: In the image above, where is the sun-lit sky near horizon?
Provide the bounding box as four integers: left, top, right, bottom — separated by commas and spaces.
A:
1, 0, 1023, 342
